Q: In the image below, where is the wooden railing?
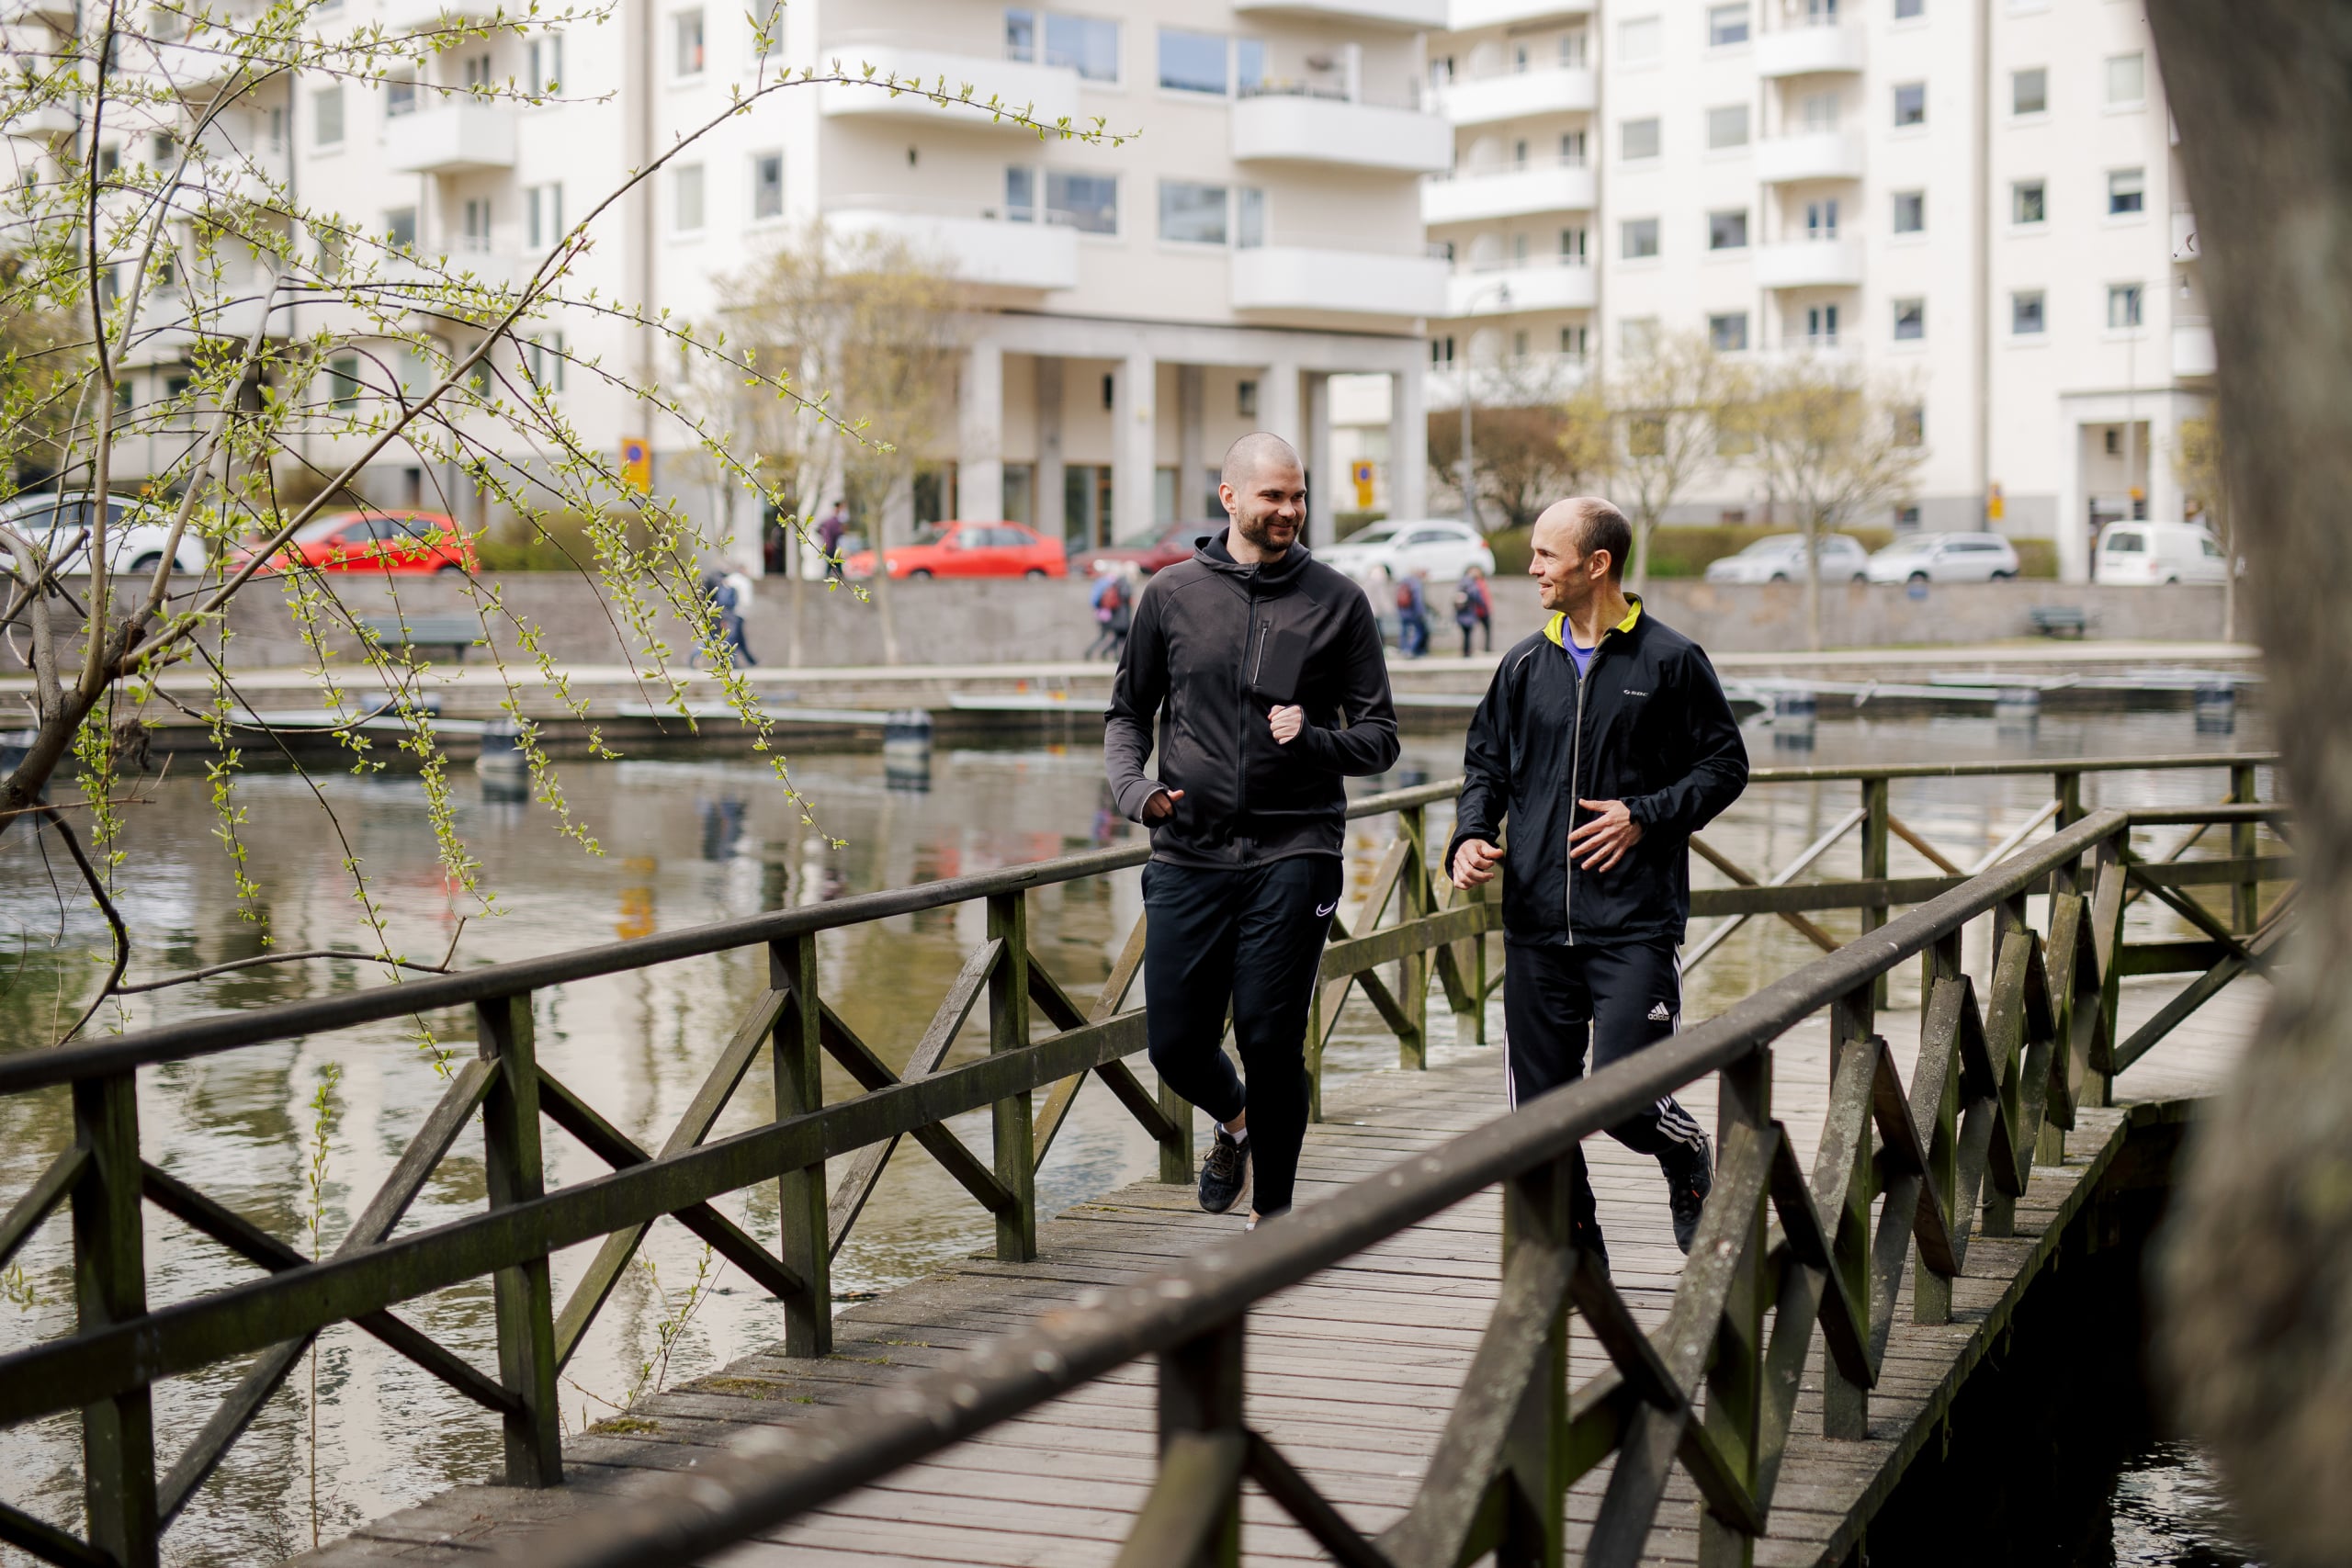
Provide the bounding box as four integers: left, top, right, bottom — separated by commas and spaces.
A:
0, 752, 2283, 1568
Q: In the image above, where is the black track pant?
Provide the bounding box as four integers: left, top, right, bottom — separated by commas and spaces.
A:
1502, 938, 1710, 1242
1142, 855, 1343, 1216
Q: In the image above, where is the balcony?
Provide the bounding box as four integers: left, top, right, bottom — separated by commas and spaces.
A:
382, 0, 503, 31
1451, 0, 1596, 25
2172, 206, 2199, 260
1755, 239, 1863, 289
1231, 92, 1450, 174
11, 102, 77, 142
1230, 246, 1447, 318
818, 43, 1080, 130
1231, 0, 1448, 28
2173, 319, 2216, 378
1430, 352, 1590, 409
1756, 23, 1866, 77
827, 206, 1079, 292
1422, 161, 1596, 225
382, 104, 517, 175
1445, 261, 1594, 316
1437, 65, 1596, 126
1756, 130, 1863, 184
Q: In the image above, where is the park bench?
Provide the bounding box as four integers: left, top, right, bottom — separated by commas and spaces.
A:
2029, 604, 2090, 638
358, 614, 479, 660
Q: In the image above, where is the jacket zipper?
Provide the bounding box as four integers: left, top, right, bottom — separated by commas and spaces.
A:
1235, 590, 1261, 852
1564, 649, 1587, 945
1250, 617, 1272, 687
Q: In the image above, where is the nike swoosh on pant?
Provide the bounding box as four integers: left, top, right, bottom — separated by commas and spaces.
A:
1315, 901, 1339, 918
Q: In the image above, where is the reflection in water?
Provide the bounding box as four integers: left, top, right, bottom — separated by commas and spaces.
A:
2097, 1444, 2263, 1568
0, 708, 2272, 1564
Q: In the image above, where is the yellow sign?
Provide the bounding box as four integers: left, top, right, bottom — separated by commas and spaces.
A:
1351, 460, 1376, 509
619, 437, 651, 493
1986, 482, 2005, 521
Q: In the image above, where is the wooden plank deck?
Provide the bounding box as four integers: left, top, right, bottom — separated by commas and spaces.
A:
296, 974, 2263, 1567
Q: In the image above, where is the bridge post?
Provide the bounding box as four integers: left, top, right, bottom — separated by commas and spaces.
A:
2052, 769, 2084, 829
1156, 1316, 1246, 1568
772, 933, 831, 1357
1823, 992, 1875, 1442
1397, 805, 1430, 1070
988, 892, 1038, 1261
1913, 934, 1963, 1326
1982, 894, 2030, 1240
72, 1069, 159, 1567
477, 993, 563, 1486
2229, 761, 2260, 931
1860, 779, 1891, 1009
1700, 1045, 1771, 1568
1498, 1150, 1574, 1566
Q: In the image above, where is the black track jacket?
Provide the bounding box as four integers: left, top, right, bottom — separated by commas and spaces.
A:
1446, 600, 1748, 945
1104, 530, 1400, 867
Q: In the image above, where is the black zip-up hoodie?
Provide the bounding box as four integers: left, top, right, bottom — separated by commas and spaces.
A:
1104, 530, 1400, 867
1445, 600, 1748, 945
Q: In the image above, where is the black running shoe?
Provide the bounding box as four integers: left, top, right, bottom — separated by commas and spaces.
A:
1198, 1128, 1250, 1214
1574, 1222, 1611, 1282
1662, 1134, 1713, 1255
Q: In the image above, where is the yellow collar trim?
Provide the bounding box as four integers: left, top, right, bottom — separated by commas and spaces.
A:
1544, 596, 1643, 649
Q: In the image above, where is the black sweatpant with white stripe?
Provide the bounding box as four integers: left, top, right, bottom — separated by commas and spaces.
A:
1502, 938, 1708, 1239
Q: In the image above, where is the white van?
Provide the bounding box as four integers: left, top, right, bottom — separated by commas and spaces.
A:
2095, 522, 2231, 586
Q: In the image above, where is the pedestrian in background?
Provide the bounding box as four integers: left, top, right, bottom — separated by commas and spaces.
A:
1086, 565, 1127, 660
815, 502, 849, 581
1396, 570, 1430, 659
1454, 565, 1493, 658
715, 566, 757, 665
1363, 561, 1398, 649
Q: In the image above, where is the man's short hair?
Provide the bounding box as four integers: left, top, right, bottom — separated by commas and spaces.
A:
1221, 432, 1302, 491
1549, 496, 1634, 579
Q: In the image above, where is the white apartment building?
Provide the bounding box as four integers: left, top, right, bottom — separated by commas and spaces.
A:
1415, 0, 2208, 581
54, 0, 1459, 566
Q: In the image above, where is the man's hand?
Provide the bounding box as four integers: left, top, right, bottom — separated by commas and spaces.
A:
1568, 799, 1643, 874
1269, 705, 1305, 744
1452, 838, 1501, 889
1142, 788, 1185, 824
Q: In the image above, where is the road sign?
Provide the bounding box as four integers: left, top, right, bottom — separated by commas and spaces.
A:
1986, 482, 2005, 521
1351, 460, 1375, 508
620, 437, 651, 493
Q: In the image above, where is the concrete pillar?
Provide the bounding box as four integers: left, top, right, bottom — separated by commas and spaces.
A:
2056, 421, 2090, 583
1306, 371, 1333, 549
2148, 392, 2185, 529
1390, 364, 1428, 521
1177, 364, 1205, 520
1114, 349, 1156, 547
956, 341, 1004, 522
1035, 356, 1066, 543
1261, 359, 1302, 452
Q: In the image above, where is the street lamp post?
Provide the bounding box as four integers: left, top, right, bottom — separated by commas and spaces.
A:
1457, 281, 1511, 527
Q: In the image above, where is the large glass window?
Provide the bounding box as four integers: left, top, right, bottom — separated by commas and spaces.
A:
1237, 38, 1266, 91
2106, 51, 2145, 106
1707, 4, 1749, 46
1046, 170, 1117, 233
1159, 180, 1227, 243
1236, 186, 1265, 248
1620, 117, 1660, 160
1045, 14, 1120, 81
1159, 28, 1226, 94
1706, 104, 1749, 150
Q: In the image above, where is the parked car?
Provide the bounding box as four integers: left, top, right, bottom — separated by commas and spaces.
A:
843, 521, 1067, 580
2095, 521, 2231, 585
237, 510, 477, 575
1069, 519, 1213, 578
1864, 532, 2021, 584
1704, 533, 1871, 583
1318, 519, 1496, 583
0, 491, 206, 575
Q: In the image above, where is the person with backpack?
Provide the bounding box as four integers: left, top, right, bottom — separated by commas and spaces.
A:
1396, 570, 1430, 659
815, 502, 849, 581
1454, 565, 1493, 658
1086, 567, 1126, 660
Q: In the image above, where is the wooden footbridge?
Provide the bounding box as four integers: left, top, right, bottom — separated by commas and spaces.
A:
0, 753, 2289, 1568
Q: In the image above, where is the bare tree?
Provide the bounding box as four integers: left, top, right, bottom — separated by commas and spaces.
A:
2174, 412, 2239, 641
1745, 361, 1926, 651
1425, 380, 1611, 534
1605, 333, 1741, 592
2139, 8, 2352, 1564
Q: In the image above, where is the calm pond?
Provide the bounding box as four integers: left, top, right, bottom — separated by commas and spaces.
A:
0, 705, 2270, 1563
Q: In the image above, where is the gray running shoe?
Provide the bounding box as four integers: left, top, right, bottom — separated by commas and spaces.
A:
1198, 1128, 1250, 1214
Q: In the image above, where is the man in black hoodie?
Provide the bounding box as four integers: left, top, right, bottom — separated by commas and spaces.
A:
1104, 434, 1400, 1229
1447, 497, 1748, 1269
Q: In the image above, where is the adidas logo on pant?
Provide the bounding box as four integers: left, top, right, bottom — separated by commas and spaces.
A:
1647, 1002, 1672, 1023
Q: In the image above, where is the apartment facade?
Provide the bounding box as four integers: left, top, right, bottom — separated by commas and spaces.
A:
1417, 0, 2207, 581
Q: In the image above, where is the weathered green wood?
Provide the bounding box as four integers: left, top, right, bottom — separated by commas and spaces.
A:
1032, 927, 1135, 1162
1242, 1433, 1397, 1568
1317, 905, 1487, 987
1909, 953, 1965, 1326
2230, 761, 2261, 932
2088, 846, 2128, 1111
988, 893, 1037, 1262
0, 1142, 86, 1273
1396, 805, 1431, 1070
1111, 1429, 1248, 1568
477, 994, 562, 1488
1152, 1319, 1246, 1568
773, 933, 831, 1358
820, 991, 1014, 1230
0, 1496, 112, 1568
1698, 1050, 1772, 1568
1860, 778, 1892, 1010
1818, 995, 1876, 1440
1686, 832, 1847, 953
71, 1069, 158, 1568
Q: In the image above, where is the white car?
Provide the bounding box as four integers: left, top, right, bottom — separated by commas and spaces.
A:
2095, 521, 2231, 586
1703, 533, 1871, 583
1865, 532, 2022, 584
0, 492, 207, 576
1319, 519, 1496, 584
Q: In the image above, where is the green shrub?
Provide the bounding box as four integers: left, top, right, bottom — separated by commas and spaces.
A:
2011, 538, 2058, 578
475, 511, 645, 571
1334, 510, 1386, 541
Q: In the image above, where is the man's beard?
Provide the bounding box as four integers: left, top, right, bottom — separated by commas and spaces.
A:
1234, 507, 1297, 554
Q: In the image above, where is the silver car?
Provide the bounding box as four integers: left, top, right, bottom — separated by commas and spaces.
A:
0, 492, 207, 576
1703, 533, 1871, 583
1865, 532, 2021, 584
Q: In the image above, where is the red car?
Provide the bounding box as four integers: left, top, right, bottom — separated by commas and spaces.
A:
243, 510, 478, 574
844, 521, 1066, 580
1068, 519, 1214, 578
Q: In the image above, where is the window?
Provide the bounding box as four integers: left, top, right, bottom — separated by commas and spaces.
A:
1236, 186, 1264, 247
1236, 38, 1265, 91
1799, 302, 1839, 344
460, 197, 491, 252
1159, 28, 1226, 94
1894, 505, 1921, 529
526, 183, 562, 247
385, 207, 417, 250
1800, 89, 1840, 130
1708, 209, 1748, 250
1619, 17, 1662, 62
312, 85, 344, 146
1894, 0, 1924, 18
1894, 405, 1924, 446
1018, 11, 1119, 81
1892, 189, 1925, 233
1046, 170, 1117, 233
1558, 226, 1587, 262
462, 51, 492, 89
328, 354, 362, 409
1621, 316, 1659, 357
1511, 231, 1530, 263
673, 163, 705, 231
2011, 67, 2047, 116
114, 378, 132, 414
1893, 297, 1925, 340
1560, 324, 1589, 359
385, 76, 416, 117
1560, 31, 1587, 67
1708, 4, 1749, 47
2012, 179, 2046, 224
1006, 165, 1035, 221
1620, 117, 1660, 160
1005, 8, 1035, 60
1805, 197, 1839, 238
1511, 329, 1531, 358
2106, 52, 2144, 107
1706, 104, 1749, 150
1159, 180, 1227, 244
524, 333, 565, 391
2108, 282, 2143, 330
2011, 289, 2045, 334
1237, 378, 1258, 416
527, 33, 563, 92
1512, 138, 1531, 166
1429, 338, 1453, 367
752, 152, 783, 220
2108, 166, 2145, 216
1558, 130, 1587, 165
1708, 311, 1748, 352
673, 9, 705, 75
1622, 217, 1659, 259
1893, 82, 1926, 127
